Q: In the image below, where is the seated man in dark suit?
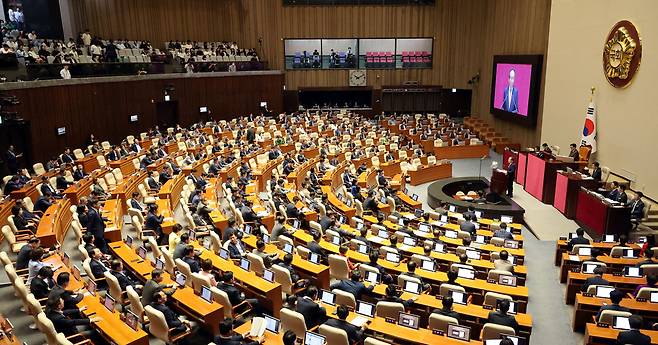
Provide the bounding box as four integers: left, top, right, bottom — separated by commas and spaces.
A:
432, 295, 460, 322
616, 315, 651, 345
382, 283, 415, 307
464, 206, 478, 222
144, 203, 165, 244
617, 184, 629, 204
35, 192, 54, 213
376, 170, 388, 188
110, 260, 142, 291
240, 200, 259, 223
296, 286, 327, 328
214, 318, 260, 345
307, 231, 327, 263
278, 254, 308, 288
401, 261, 431, 292
628, 192, 646, 224
487, 299, 519, 331
582, 266, 609, 292
30, 266, 55, 299
45, 296, 98, 337
493, 222, 514, 240
286, 196, 302, 219
362, 191, 379, 214
590, 162, 602, 181
146, 171, 161, 190
227, 233, 247, 259
48, 272, 84, 312
150, 291, 192, 335
89, 248, 109, 282
459, 214, 477, 236
330, 270, 374, 300
596, 289, 629, 320
181, 245, 201, 273
129, 192, 144, 212
324, 304, 364, 344
567, 228, 590, 252
55, 170, 72, 190
216, 271, 262, 316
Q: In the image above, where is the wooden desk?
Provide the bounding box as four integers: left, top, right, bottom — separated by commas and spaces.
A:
0, 199, 16, 243
408, 163, 452, 186
433, 144, 489, 160
42, 254, 149, 345
584, 323, 658, 345
573, 294, 658, 331
109, 241, 224, 336
109, 155, 138, 176
367, 317, 483, 344
10, 179, 47, 203
566, 271, 646, 304
204, 178, 229, 231
554, 239, 640, 266
158, 174, 186, 211
36, 198, 72, 247
191, 241, 284, 318
111, 171, 146, 202
76, 153, 101, 173
99, 198, 123, 242
576, 188, 631, 237
397, 191, 422, 209
321, 185, 356, 220
558, 252, 654, 283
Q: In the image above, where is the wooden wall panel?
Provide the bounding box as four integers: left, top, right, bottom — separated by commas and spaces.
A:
5, 74, 284, 164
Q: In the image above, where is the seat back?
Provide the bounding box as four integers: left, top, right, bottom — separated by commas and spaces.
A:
126, 285, 145, 320
191, 272, 212, 294
487, 270, 513, 281
36, 312, 59, 344
481, 322, 516, 340
144, 305, 171, 342
246, 253, 265, 276
429, 313, 459, 332
636, 287, 658, 299
73, 149, 84, 159
272, 264, 294, 295
483, 291, 513, 307
103, 272, 123, 307
375, 301, 404, 319
210, 286, 233, 318
397, 274, 421, 287
333, 289, 357, 309
328, 254, 350, 281
365, 337, 391, 345
610, 246, 633, 257
97, 155, 107, 167
281, 308, 307, 337
439, 283, 466, 297
174, 258, 193, 287
319, 325, 349, 345
33, 163, 46, 175
598, 310, 632, 324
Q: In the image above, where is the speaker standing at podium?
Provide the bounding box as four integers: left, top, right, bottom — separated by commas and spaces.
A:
507, 157, 516, 197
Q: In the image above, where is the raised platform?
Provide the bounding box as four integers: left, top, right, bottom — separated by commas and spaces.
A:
427, 176, 525, 223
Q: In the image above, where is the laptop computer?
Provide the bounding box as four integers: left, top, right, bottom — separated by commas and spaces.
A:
263, 269, 274, 283
624, 266, 643, 278
457, 268, 475, 279
499, 275, 517, 287
385, 252, 400, 263
304, 331, 326, 345
365, 271, 380, 285
433, 243, 445, 253
578, 247, 592, 256
309, 253, 321, 264
421, 260, 435, 272
320, 290, 336, 306
355, 301, 375, 317
403, 280, 421, 294
650, 291, 658, 303
103, 294, 116, 312
175, 273, 186, 287
612, 316, 631, 330
239, 258, 251, 271
418, 223, 431, 233
124, 310, 139, 331
264, 315, 280, 334
500, 215, 513, 224
137, 246, 147, 260
595, 285, 615, 298
86, 279, 97, 296
451, 291, 468, 305
200, 285, 213, 303
219, 248, 229, 260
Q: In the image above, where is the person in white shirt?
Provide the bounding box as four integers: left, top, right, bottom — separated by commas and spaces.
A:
228, 62, 237, 72
60, 65, 71, 79
14, 8, 24, 31
184, 60, 194, 74
27, 31, 37, 40
90, 44, 102, 62
0, 44, 13, 54
7, 7, 16, 26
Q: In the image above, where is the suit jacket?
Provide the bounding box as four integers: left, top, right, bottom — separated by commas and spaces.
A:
629, 199, 645, 219
432, 308, 460, 322
240, 206, 258, 222
493, 229, 514, 240
111, 270, 137, 290
56, 176, 70, 190
567, 236, 590, 252
596, 303, 629, 319
324, 318, 363, 344
145, 213, 163, 233
487, 310, 519, 331
494, 259, 514, 272
217, 282, 244, 306
182, 256, 201, 273
61, 153, 75, 164
222, 226, 238, 243
152, 303, 182, 328
617, 192, 628, 204
141, 279, 168, 307
48, 285, 83, 311
582, 276, 609, 292
296, 297, 327, 328
214, 334, 259, 345
16, 244, 32, 270
460, 221, 476, 235
286, 203, 301, 219
173, 242, 188, 260
30, 276, 54, 299
501, 86, 519, 113
227, 241, 246, 259
591, 168, 602, 181
330, 279, 373, 300
307, 241, 326, 260
147, 177, 160, 190
363, 198, 378, 213
130, 199, 143, 211
46, 310, 90, 336
73, 169, 85, 181
87, 208, 107, 250
89, 259, 108, 279
40, 183, 56, 196
616, 329, 651, 345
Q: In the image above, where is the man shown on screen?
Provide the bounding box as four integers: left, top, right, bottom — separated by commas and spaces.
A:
501, 69, 519, 113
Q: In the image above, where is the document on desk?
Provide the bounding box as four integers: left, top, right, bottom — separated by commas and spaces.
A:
350, 316, 369, 327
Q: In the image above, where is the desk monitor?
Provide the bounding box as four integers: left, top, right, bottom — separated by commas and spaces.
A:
411, 194, 419, 201
577, 247, 592, 256
103, 294, 116, 312
331, 236, 341, 245
309, 253, 321, 264
355, 222, 364, 230
174, 272, 186, 286
380, 196, 388, 204
451, 291, 467, 305
623, 249, 637, 258
356, 301, 375, 317
243, 225, 252, 236
475, 211, 483, 218
457, 268, 475, 280
62, 252, 70, 268
603, 235, 615, 243
365, 271, 380, 285
475, 235, 486, 244
203, 237, 212, 249
239, 258, 251, 271
377, 229, 389, 238
612, 316, 631, 330
449, 205, 456, 212
345, 199, 353, 207
440, 215, 448, 223
568, 232, 578, 240
72, 265, 81, 280
398, 217, 405, 226
264, 315, 280, 334
650, 291, 658, 303
219, 248, 229, 260
137, 246, 147, 260
504, 240, 519, 249
320, 290, 336, 305
126, 235, 134, 248
403, 236, 416, 246
582, 263, 597, 274
445, 230, 458, 239
304, 331, 325, 345
357, 244, 369, 254
418, 223, 430, 233
499, 275, 517, 287
337, 215, 345, 224
200, 285, 213, 303
466, 249, 481, 260
414, 209, 424, 218
263, 269, 274, 283
398, 312, 420, 330
421, 260, 435, 272
500, 215, 513, 224
624, 266, 643, 278
385, 252, 400, 263
86, 279, 97, 296
403, 280, 421, 294
125, 310, 139, 331
155, 258, 165, 271
506, 301, 518, 315
292, 220, 300, 230
283, 243, 294, 254
595, 286, 615, 298
447, 324, 471, 342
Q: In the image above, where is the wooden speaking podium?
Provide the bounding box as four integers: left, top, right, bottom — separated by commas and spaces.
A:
490, 168, 508, 195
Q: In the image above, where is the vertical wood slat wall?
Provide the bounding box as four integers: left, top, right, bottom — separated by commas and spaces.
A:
68, 0, 550, 147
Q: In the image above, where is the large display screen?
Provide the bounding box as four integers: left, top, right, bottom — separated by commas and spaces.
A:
489, 55, 543, 126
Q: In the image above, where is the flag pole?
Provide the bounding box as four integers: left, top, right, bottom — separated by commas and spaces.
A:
590, 86, 595, 102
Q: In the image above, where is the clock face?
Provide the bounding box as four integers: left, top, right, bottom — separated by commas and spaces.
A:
349, 70, 366, 86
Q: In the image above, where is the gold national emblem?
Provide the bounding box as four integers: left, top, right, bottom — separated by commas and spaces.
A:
603, 20, 642, 88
